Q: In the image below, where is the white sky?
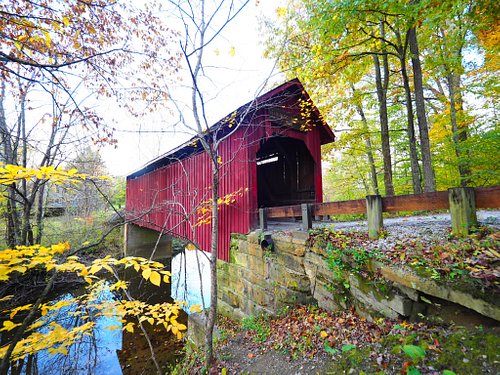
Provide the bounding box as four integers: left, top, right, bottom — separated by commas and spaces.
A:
101, 1, 285, 176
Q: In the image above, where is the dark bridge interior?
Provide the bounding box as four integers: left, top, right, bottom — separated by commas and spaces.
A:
257, 137, 316, 207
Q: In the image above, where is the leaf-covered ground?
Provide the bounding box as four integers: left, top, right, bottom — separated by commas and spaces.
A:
309, 223, 499, 292
201, 306, 499, 374
172, 216, 500, 374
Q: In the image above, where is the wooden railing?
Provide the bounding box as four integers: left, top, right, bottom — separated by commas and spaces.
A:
259, 185, 500, 238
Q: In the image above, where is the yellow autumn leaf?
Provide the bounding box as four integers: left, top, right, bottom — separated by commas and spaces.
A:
189, 304, 202, 313
79, 267, 89, 277
0, 295, 13, 302
0, 320, 21, 332
147, 317, 154, 325
43, 31, 52, 48
186, 243, 197, 251
62, 16, 70, 27
10, 304, 32, 319
10, 266, 27, 274
320, 331, 328, 339
149, 271, 161, 287
124, 322, 134, 333
176, 323, 187, 331
142, 267, 152, 281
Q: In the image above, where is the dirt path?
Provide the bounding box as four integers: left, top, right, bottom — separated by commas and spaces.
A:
216, 333, 332, 374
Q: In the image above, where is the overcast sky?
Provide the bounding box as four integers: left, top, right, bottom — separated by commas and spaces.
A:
102, 1, 285, 177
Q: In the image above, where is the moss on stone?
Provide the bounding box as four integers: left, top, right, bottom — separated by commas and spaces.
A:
432, 329, 500, 374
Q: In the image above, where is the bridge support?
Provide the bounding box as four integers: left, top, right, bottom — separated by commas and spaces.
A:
124, 223, 172, 260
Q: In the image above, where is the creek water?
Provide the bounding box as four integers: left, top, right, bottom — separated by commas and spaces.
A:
1, 249, 211, 374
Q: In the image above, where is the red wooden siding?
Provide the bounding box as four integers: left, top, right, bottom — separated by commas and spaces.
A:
126, 79, 334, 261
127, 127, 251, 261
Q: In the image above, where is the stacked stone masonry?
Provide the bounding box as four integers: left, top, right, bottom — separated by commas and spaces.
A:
217, 231, 500, 326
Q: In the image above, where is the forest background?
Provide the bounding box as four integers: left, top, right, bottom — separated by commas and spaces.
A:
0, 0, 499, 373
264, 0, 499, 200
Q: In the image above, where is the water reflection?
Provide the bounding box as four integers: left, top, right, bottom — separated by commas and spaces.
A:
171, 249, 211, 312
4, 275, 186, 374
6, 285, 122, 375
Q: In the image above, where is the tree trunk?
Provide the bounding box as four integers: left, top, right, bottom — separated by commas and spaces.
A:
351, 84, 379, 195
373, 54, 394, 196
446, 72, 470, 186
205, 150, 219, 369
396, 29, 422, 194
0, 82, 21, 246
35, 184, 46, 244
408, 26, 435, 192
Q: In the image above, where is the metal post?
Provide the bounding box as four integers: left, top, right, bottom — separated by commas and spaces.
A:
259, 208, 268, 231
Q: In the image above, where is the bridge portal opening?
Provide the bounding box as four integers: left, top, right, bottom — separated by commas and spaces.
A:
256, 137, 316, 207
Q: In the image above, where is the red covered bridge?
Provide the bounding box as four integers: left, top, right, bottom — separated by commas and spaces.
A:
125, 79, 335, 261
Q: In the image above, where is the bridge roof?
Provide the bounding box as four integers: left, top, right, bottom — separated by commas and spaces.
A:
127, 78, 334, 180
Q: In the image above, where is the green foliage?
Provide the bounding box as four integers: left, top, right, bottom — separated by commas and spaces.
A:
341, 343, 356, 353
264, 0, 500, 198
42, 211, 122, 256
402, 344, 426, 361
325, 240, 379, 280
241, 314, 271, 343
323, 341, 339, 355
110, 177, 127, 209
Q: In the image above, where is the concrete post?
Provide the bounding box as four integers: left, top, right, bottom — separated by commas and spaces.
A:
448, 187, 477, 236
259, 208, 268, 231
124, 223, 172, 260
366, 195, 383, 239
301, 203, 312, 231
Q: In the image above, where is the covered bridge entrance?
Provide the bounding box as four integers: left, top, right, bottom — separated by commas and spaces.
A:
125, 79, 335, 261
257, 137, 317, 207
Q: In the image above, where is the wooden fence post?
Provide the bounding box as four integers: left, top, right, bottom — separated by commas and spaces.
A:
366, 195, 383, 239
448, 187, 477, 236
259, 208, 268, 231
301, 203, 312, 231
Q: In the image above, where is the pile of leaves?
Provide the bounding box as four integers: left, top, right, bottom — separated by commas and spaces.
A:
309, 225, 500, 291
376, 227, 500, 289
218, 305, 499, 375
308, 227, 369, 249
240, 306, 424, 359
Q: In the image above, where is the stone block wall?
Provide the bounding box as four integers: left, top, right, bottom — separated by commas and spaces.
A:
217, 232, 314, 319
217, 231, 499, 325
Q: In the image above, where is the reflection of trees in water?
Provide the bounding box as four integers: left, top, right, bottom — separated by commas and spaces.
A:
7, 285, 122, 375
4, 266, 187, 374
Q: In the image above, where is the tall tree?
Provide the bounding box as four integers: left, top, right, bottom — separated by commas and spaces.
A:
351, 84, 379, 195
372, 22, 395, 196
408, 24, 436, 192
166, 0, 251, 369
0, 0, 178, 247
394, 27, 422, 194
